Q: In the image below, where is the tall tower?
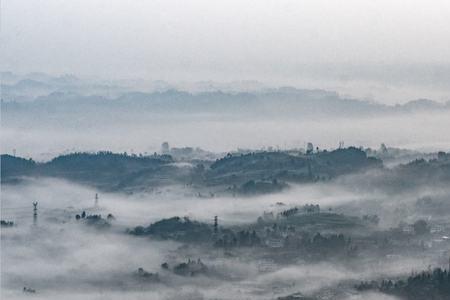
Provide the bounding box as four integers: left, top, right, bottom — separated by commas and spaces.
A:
306, 142, 314, 155
161, 142, 170, 154
33, 202, 38, 226
213, 216, 218, 234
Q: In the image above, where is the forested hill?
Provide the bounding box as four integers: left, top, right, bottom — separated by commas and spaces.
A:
3, 149, 450, 194
206, 147, 382, 186
0, 152, 173, 189
1, 148, 382, 192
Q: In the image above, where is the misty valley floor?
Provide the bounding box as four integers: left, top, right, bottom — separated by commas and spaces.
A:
3, 3, 450, 299
1, 149, 450, 300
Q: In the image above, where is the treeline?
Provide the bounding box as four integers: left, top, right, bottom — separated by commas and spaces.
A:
356, 267, 450, 300
1, 147, 384, 195
129, 215, 355, 258
0, 152, 174, 189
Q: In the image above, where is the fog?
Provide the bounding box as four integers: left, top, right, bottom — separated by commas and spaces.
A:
2, 1, 450, 298
2, 66, 450, 300
2, 175, 443, 299
2, 111, 450, 161
3, 0, 450, 103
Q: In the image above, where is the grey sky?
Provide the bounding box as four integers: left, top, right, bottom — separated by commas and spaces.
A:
2, 0, 450, 102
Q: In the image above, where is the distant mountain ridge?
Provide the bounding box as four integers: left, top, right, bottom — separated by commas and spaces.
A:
3, 87, 449, 119
2, 71, 449, 124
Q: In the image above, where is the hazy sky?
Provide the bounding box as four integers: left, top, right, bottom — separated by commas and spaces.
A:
2, 0, 450, 102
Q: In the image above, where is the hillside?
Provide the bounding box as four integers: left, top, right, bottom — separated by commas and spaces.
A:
3, 86, 449, 123
206, 147, 382, 186
1, 148, 382, 193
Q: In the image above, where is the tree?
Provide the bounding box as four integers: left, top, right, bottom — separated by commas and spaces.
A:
413, 219, 429, 235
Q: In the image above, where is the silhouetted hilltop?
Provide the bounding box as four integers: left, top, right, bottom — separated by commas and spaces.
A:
3, 148, 449, 195
0, 148, 382, 192
207, 147, 381, 185
44, 152, 172, 173
356, 267, 450, 300
0, 155, 36, 177
130, 216, 212, 242
363, 152, 450, 192
0, 152, 173, 189
395, 153, 450, 185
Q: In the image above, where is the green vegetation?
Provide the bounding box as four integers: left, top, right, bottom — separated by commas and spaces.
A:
356, 267, 450, 300
0, 147, 383, 194
129, 216, 213, 242
207, 147, 381, 187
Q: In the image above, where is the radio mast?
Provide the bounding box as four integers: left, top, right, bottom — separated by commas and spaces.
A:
33, 202, 38, 226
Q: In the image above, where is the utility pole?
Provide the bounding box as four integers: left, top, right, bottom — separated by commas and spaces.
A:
95, 193, 99, 207
33, 202, 38, 226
